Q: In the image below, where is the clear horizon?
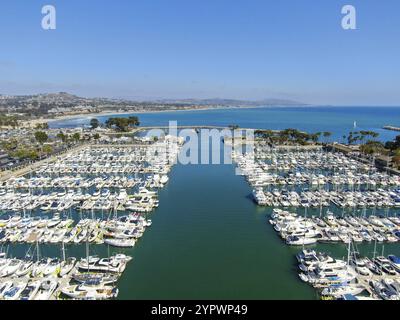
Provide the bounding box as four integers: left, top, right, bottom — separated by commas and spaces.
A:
1, 0, 400, 106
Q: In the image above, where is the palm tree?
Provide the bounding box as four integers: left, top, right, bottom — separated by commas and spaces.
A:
392, 149, 400, 169
323, 132, 332, 144
90, 118, 100, 130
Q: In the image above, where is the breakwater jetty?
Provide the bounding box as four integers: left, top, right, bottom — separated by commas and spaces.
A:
383, 126, 400, 132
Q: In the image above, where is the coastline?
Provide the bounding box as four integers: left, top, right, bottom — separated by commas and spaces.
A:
31, 104, 308, 125
30, 104, 400, 127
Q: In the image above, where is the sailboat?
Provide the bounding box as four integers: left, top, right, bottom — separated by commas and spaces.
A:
34, 279, 58, 300
15, 259, 34, 277
0, 258, 23, 277
19, 280, 41, 300
1, 281, 27, 300
59, 242, 76, 276
77, 227, 132, 273
0, 281, 13, 299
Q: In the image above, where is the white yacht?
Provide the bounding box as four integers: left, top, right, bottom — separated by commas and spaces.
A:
61, 284, 118, 300
104, 238, 135, 248
34, 279, 58, 300
19, 280, 41, 300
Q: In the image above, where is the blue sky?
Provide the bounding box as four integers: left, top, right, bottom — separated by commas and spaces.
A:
0, 0, 399, 105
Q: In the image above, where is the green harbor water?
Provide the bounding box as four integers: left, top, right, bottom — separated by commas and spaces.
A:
116, 153, 314, 299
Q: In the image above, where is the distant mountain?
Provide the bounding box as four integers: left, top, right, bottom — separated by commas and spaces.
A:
150, 98, 306, 106
1, 92, 306, 106
0, 92, 308, 117
0, 92, 116, 107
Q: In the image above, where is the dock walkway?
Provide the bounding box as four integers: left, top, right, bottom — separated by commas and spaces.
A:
0, 144, 88, 182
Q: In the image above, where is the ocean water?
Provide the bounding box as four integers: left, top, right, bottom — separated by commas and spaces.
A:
50, 106, 400, 142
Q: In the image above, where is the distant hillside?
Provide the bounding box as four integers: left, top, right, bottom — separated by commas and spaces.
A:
0, 92, 307, 116
151, 98, 306, 106
0, 92, 306, 107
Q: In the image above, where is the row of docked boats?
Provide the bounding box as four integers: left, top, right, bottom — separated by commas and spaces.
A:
0, 252, 131, 300
34, 143, 181, 175
252, 188, 400, 208
0, 136, 182, 214
269, 209, 400, 245
0, 186, 159, 212
237, 148, 398, 176
297, 248, 400, 300
2, 174, 170, 190
254, 147, 373, 172
0, 213, 151, 247
0, 252, 132, 278
0, 137, 184, 299
233, 144, 400, 300
0, 185, 161, 213
233, 149, 400, 191
244, 171, 399, 188
3, 176, 138, 190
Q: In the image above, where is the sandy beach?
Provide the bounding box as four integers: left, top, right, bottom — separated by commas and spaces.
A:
25, 107, 223, 126
28, 105, 295, 126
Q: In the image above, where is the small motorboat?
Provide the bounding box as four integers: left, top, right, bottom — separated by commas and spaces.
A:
59, 257, 77, 277
15, 260, 34, 277
2, 282, 27, 300
104, 238, 135, 248
34, 279, 58, 300
61, 284, 118, 300
19, 280, 41, 300
72, 272, 119, 285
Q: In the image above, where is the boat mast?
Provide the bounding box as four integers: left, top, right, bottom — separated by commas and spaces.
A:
347, 240, 350, 265
86, 226, 89, 272
319, 198, 322, 218
61, 241, 66, 262
36, 238, 40, 262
